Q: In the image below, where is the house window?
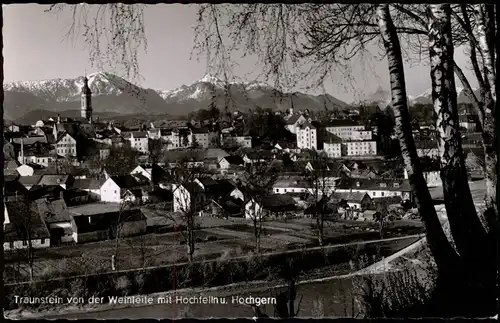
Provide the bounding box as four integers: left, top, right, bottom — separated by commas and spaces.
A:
381, 192, 385, 197
114, 190, 117, 194
373, 192, 377, 197
23, 240, 27, 246
41, 238, 45, 244
9, 242, 13, 249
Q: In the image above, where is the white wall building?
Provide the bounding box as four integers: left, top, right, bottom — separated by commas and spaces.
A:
129, 132, 149, 154
324, 142, 342, 158
343, 141, 377, 156
55, 132, 77, 157
297, 123, 317, 150
100, 178, 122, 203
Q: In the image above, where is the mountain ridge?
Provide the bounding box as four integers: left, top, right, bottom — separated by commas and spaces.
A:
4, 72, 352, 123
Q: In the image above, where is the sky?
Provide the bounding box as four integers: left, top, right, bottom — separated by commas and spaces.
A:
4, 4, 478, 103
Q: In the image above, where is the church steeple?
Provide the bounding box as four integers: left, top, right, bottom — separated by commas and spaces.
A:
81, 75, 92, 122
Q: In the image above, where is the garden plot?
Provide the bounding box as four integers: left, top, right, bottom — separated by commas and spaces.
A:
203, 227, 254, 239
270, 233, 311, 244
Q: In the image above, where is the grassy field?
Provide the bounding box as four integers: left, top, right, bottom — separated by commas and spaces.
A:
4, 213, 424, 283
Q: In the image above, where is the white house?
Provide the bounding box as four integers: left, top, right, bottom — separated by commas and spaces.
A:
273, 176, 310, 194
285, 114, 307, 134
324, 142, 342, 158
100, 175, 143, 203
55, 132, 78, 157
324, 120, 366, 140
219, 156, 245, 170
336, 178, 412, 201
297, 123, 317, 150
191, 128, 216, 148
129, 131, 149, 154
18, 153, 57, 167
172, 183, 206, 213
343, 141, 377, 156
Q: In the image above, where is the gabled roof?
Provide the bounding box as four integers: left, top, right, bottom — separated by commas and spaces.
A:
109, 175, 143, 189
12, 136, 47, 145
132, 131, 148, 139
56, 131, 76, 143
35, 198, 71, 223
330, 191, 370, 203
18, 175, 43, 187
72, 209, 145, 234
297, 122, 316, 130
4, 201, 51, 242
70, 178, 105, 190
325, 119, 361, 127
38, 175, 72, 186
220, 155, 245, 166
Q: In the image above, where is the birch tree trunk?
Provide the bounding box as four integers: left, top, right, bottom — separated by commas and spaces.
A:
475, 4, 498, 224
428, 4, 496, 316
429, 4, 488, 259
377, 4, 459, 273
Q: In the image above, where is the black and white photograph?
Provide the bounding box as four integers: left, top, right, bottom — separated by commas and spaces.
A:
2, 3, 498, 320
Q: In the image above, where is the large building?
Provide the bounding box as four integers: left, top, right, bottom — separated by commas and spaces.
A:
297, 122, 317, 150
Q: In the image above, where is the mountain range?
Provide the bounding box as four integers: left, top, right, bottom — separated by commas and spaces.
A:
359, 85, 480, 108
4, 72, 351, 125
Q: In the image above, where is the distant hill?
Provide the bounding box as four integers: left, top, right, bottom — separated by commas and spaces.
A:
5, 72, 352, 123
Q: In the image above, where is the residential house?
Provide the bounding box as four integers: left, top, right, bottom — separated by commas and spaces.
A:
128, 131, 149, 153
55, 131, 77, 157
416, 140, 439, 159
323, 135, 343, 158
458, 114, 479, 132
18, 153, 57, 167
285, 114, 307, 134
296, 122, 317, 150
324, 119, 366, 139
100, 175, 145, 203
274, 141, 300, 154
336, 178, 412, 201
38, 175, 74, 190
34, 198, 74, 246
343, 140, 377, 156
70, 208, 146, 243
221, 134, 252, 149
243, 151, 275, 165
3, 201, 51, 251
172, 182, 206, 213
191, 127, 215, 148
244, 194, 296, 220
69, 178, 104, 201
330, 192, 372, 211
219, 155, 245, 170
273, 176, 311, 194
147, 128, 161, 140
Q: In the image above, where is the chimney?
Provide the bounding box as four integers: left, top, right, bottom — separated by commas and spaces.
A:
88, 216, 92, 224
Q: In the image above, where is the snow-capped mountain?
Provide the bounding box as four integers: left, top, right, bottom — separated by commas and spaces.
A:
356, 85, 480, 108
4, 72, 350, 123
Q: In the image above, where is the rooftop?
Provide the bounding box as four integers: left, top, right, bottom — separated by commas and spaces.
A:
68, 202, 122, 216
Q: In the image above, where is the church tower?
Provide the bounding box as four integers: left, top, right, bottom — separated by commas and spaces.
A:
81, 76, 93, 122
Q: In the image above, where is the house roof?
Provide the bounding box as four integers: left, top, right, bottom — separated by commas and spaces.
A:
28, 185, 65, 199
337, 178, 411, 192
191, 127, 210, 134
35, 198, 71, 223
297, 122, 316, 130
260, 194, 296, 210
325, 119, 360, 127
38, 175, 72, 186
273, 176, 310, 189
285, 114, 302, 125
275, 141, 298, 149
220, 155, 244, 166
330, 191, 370, 203
109, 175, 143, 189
18, 175, 43, 187
4, 179, 29, 197
69, 202, 122, 216
12, 136, 47, 145
4, 160, 21, 170
245, 151, 275, 160
70, 178, 104, 190
4, 201, 51, 242
203, 148, 230, 160
132, 131, 148, 138
72, 209, 145, 234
